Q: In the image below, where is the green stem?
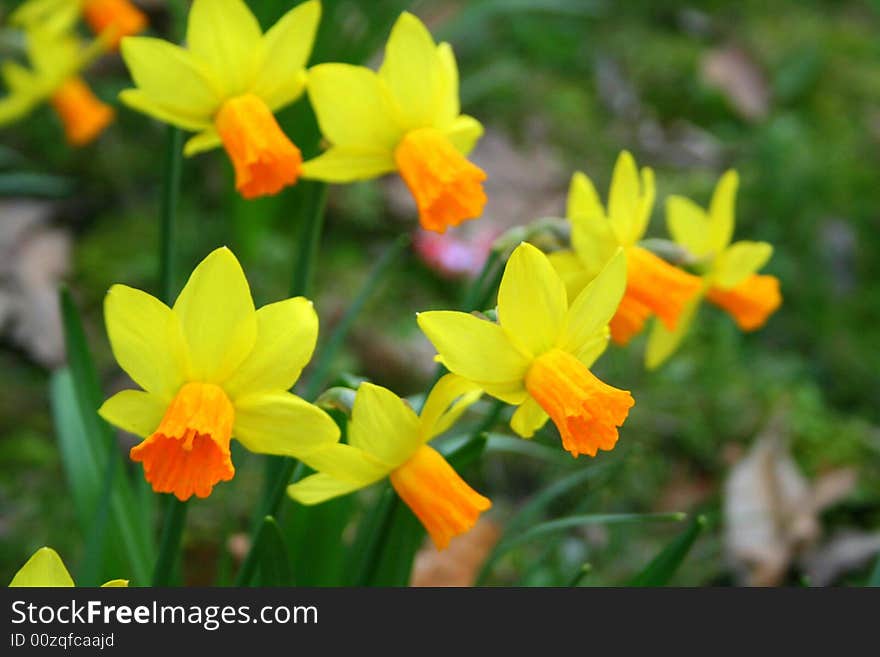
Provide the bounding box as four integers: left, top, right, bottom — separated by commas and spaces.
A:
567, 563, 593, 587
459, 249, 502, 312
152, 126, 185, 587
305, 234, 410, 398
152, 496, 188, 586
241, 234, 408, 585
289, 182, 328, 297
352, 488, 399, 587
233, 516, 270, 587
159, 127, 182, 304
241, 183, 330, 584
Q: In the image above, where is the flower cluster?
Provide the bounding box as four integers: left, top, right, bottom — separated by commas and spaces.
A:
3, 1, 782, 581
1, 0, 147, 144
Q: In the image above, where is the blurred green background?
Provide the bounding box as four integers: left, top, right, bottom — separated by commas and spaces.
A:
1, 0, 879, 586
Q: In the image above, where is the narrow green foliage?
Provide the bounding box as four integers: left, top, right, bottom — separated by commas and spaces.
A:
628, 515, 708, 587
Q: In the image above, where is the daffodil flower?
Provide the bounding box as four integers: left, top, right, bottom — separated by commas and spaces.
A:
98, 247, 339, 501
11, 0, 147, 48
0, 29, 112, 145
418, 242, 634, 458
118, 0, 320, 199
9, 547, 127, 587
549, 151, 702, 346
645, 170, 782, 368
288, 375, 489, 549
302, 12, 487, 234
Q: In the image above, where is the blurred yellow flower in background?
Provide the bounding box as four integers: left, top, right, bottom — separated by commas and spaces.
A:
9, 547, 127, 587
99, 247, 340, 501
289, 375, 489, 549
0, 28, 112, 145
418, 242, 634, 458
302, 12, 487, 233
550, 151, 702, 346
118, 0, 320, 198
646, 170, 782, 368
11, 0, 147, 48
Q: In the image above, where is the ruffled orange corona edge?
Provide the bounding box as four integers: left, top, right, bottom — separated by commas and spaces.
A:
394, 127, 487, 233
526, 349, 634, 457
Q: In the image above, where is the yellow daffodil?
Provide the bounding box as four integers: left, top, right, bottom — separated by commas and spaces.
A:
11, 0, 147, 48
0, 28, 112, 145
9, 547, 127, 587
289, 375, 489, 549
302, 12, 487, 234
418, 242, 634, 458
118, 0, 321, 199
98, 247, 339, 501
646, 170, 782, 368
549, 151, 702, 346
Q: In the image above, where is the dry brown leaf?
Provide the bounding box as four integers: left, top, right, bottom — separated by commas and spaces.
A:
410, 518, 500, 587
724, 413, 858, 586
0, 200, 69, 367
701, 46, 770, 122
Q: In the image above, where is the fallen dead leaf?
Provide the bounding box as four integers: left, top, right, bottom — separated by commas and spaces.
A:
0, 200, 69, 367
701, 46, 770, 122
724, 411, 858, 586
410, 518, 501, 587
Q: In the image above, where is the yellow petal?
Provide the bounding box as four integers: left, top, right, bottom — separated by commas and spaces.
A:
120, 37, 220, 123
419, 374, 483, 440
347, 382, 420, 467
287, 472, 370, 505
2, 61, 36, 93
645, 294, 702, 370
0, 93, 37, 125
234, 391, 339, 457
9, 547, 74, 587
497, 242, 568, 357
300, 146, 395, 183
559, 248, 626, 356
479, 379, 529, 406
510, 396, 549, 438
443, 114, 483, 155
306, 63, 401, 150
11, 0, 79, 33
104, 284, 188, 399
250, 0, 320, 111
568, 179, 620, 279
636, 166, 656, 240
435, 42, 460, 126
299, 443, 390, 483
101, 579, 129, 587
571, 326, 610, 367
417, 310, 531, 383
98, 390, 167, 438
172, 247, 257, 384
607, 151, 653, 245
666, 194, 711, 257
712, 241, 773, 288
118, 89, 211, 132
183, 128, 222, 156
708, 169, 738, 255
378, 12, 442, 130
548, 249, 591, 301
222, 297, 317, 400
186, 0, 262, 96
567, 170, 604, 221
